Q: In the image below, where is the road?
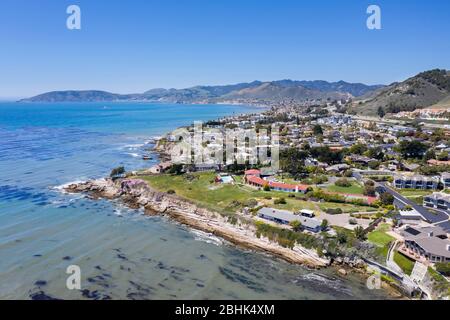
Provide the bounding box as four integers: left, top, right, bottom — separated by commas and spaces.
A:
352, 171, 449, 224
378, 182, 449, 224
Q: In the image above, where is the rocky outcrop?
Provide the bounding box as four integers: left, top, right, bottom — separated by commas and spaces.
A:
65, 178, 330, 268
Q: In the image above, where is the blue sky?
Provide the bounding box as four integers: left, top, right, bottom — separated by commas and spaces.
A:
0, 0, 449, 98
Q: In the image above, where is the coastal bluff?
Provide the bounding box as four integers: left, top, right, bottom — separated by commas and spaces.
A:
65, 178, 330, 268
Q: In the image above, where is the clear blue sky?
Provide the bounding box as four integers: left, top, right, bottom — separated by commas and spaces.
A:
1, 0, 449, 98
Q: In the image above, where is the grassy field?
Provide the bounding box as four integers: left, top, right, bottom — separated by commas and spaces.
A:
142, 172, 272, 213
368, 224, 395, 259
318, 202, 377, 213
394, 251, 415, 276
395, 189, 433, 206
143, 172, 374, 215
325, 183, 365, 195
397, 189, 434, 197
368, 224, 395, 247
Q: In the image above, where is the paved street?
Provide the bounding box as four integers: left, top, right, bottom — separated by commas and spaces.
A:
378, 182, 449, 224
352, 171, 450, 224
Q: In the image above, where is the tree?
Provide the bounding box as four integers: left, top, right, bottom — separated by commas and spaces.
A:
424, 149, 436, 161
364, 185, 376, 197
280, 147, 308, 178
368, 160, 381, 170
380, 193, 395, 206
263, 184, 271, 192
397, 140, 428, 159
365, 147, 384, 160
354, 226, 367, 241
310, 146, 343, 164
350, 143, 368, 155
377, 106, 385, 118
289, 220, 302, 232
313, 124, 323, 136
168, 164, 184, 175
110, 166, 125, 178
435, 263, 450, 276
437, 151, 449, 161
321, 219, 329, 231
336, 230, 348, 244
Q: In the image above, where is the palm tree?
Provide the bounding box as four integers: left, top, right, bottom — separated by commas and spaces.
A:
289, 220, 302, 232
354, 226, 367, 241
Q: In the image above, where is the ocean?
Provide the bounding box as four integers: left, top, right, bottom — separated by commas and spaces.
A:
0, 102, 392, 300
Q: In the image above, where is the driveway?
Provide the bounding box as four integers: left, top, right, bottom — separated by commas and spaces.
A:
318, 212, 371, 230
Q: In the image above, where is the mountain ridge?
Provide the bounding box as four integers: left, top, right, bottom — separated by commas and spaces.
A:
351, 69, 450, 115
21, 80, 384, 103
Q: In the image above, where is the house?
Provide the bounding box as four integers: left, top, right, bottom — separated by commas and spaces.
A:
441, 173, 450, 189
423, 193, 450, 212
393, 174, 439, 190
325, 163, 350, 173
396, 209, 423, 224
401, 163, 421, 172
347, 155, 374, 166
258, 207, 298, 225
257, 208, 322, 233
400, 226, 450, 263
244, 170, 309, 194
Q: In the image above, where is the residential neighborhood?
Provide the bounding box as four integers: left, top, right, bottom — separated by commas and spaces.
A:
138, 101, 450, 299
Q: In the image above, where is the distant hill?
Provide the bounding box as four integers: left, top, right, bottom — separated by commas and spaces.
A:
22, 90, 139, 102
222, 82, 351, 102
352, 69, 450, 115
21, 80, 383, 104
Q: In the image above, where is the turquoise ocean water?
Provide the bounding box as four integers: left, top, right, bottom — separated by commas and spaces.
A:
0, 102, 392, 300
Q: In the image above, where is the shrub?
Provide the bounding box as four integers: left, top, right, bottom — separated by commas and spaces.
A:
435, 263, 450, 276
335, 178, 352, 188
263, 184, 271, 192
245, 199, 258, 208
167, 189, 176, 194
274, 198, 287, 205
337, 230, 348, 244
326, 208, 343, 215
110, 166, 125, 178
343, 170, 353, 178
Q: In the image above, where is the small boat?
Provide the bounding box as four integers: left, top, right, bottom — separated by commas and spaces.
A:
142, 155, 152, 161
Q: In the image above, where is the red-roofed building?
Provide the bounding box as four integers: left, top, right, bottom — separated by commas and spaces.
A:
244, 172, 310, 194
428, 159, 450, 166
245, 169, 261, 177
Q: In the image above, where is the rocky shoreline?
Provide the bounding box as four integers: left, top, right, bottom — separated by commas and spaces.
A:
64, 178, 330, 268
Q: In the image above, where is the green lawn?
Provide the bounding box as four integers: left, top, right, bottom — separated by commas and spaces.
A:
368, 224, 395, 259
143, 172, 297, 214
368, 224, 395, 248
319, 202, 377, 213
396, 189, 433, 197
394, 251, 415, 276
325, 183, 365, 195
142, 173, 372, 216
